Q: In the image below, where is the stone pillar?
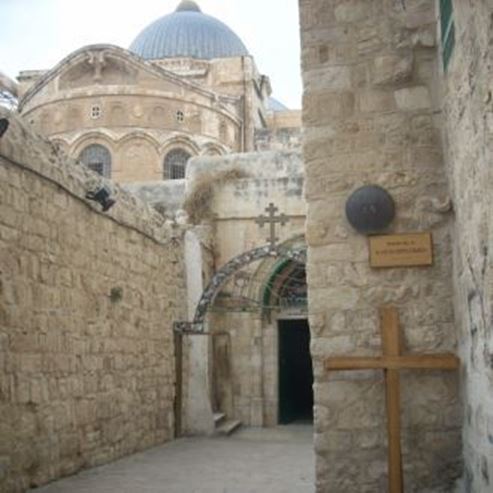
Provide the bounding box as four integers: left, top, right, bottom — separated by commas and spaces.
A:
300, 0, 462, 491
250, 316, 264, 426
183, 230, 214, 435
440, 2, 493, 490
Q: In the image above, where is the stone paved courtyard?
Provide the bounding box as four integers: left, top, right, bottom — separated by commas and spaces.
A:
32, 425, 314, 493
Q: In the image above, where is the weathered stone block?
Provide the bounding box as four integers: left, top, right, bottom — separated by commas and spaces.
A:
304, 91, 355, 125
372, 52, 414, 86
359, 89, 397, 113
334, 1, 373, 23
394, 86, 431, 111
304, 66, 352, 91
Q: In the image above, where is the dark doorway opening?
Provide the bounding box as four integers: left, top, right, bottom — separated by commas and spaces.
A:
278, 319, 314, 424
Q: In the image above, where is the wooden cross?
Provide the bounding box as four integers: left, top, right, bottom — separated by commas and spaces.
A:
255, 202, 289, 250
325, 306, 459, 493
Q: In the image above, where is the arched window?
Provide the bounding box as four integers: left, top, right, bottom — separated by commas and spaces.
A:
263, 261, 307, 310
163, 148, 191, 179
78, 144, 111, 178
277, 264, 307, 309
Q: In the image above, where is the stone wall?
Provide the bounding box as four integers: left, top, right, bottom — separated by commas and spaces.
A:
440, 2, 493, 491
255, 127, 303, 152
300, 0, 462, 491
0, 110, 186, 492
255, 110, 303, 152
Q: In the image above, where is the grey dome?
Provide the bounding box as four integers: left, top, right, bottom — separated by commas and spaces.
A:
130, 1, 249, 60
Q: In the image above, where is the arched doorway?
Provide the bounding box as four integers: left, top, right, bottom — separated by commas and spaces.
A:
261, 260, 313, 424
200, 239, 311, 427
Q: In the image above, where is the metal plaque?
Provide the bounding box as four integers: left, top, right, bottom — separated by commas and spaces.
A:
345, 185, 395, 234
369, 232, 433, 268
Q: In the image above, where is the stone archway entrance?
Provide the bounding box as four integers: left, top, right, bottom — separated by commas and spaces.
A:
174, 237, 309, 433
208, 241, 309, 428
190, 243, 307, 327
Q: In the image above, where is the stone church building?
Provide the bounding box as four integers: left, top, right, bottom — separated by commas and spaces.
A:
15, 0, 301, 181
0, 1, 492, 492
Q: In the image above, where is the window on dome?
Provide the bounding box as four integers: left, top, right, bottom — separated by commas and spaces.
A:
163, 148, 191, 180
78, 144, 111, 178
176, 110, 185, 123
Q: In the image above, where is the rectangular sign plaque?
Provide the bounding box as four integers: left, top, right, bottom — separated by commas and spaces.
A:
369, 233, 433, 268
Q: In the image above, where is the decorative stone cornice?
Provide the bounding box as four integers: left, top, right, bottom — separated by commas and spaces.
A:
18, 44, 240, 114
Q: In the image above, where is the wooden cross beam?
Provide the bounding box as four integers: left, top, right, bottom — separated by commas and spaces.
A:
325, 307, 459, 493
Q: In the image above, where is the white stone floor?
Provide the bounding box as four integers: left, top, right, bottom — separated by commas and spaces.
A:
33, 425, 315, 493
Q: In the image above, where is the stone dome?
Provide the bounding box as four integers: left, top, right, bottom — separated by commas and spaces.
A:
129, 0, 249, 60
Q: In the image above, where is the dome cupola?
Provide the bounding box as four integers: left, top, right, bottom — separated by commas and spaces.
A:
129, 1, 249, 60
175, 0, 201, 12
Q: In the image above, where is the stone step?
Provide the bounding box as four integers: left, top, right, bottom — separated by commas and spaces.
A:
213, 412, 226, 426
215, 419, 242, 436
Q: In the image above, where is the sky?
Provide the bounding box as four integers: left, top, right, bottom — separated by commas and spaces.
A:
0, 0, 302, 108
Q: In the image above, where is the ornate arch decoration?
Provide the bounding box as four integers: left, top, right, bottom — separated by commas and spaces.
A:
160, 135, 201, 156
260, 258, 307, 311
116, 131, 161, 153
77, 143, 112, 178
244, 234, 307, 312
72, 131, 116, 156
202, 142, 229, 156
190, 241, 306, 328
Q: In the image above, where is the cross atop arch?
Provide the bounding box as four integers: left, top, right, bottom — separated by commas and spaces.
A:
255, 203, 289, 250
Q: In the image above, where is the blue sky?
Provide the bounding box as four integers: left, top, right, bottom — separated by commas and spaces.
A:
0, 0, 302, 108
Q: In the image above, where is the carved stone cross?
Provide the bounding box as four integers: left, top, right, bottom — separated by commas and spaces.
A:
255, 202, 289, 250
88, 52, 107, 83
325, 306, 459, 493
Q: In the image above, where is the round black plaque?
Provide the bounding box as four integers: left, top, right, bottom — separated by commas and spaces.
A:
0, 118, 9, 138
345, 185, 395, 234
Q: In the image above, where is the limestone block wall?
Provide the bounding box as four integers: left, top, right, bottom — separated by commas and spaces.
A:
300, 0, 462, 491
255, 127, 303, 152
440, 2, 493, 491
0, 111, 185, 492
158, 55, 270, 133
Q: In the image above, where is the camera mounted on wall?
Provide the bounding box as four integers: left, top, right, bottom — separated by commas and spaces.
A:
85, 184, 115, 212
0, 118, 9, 138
